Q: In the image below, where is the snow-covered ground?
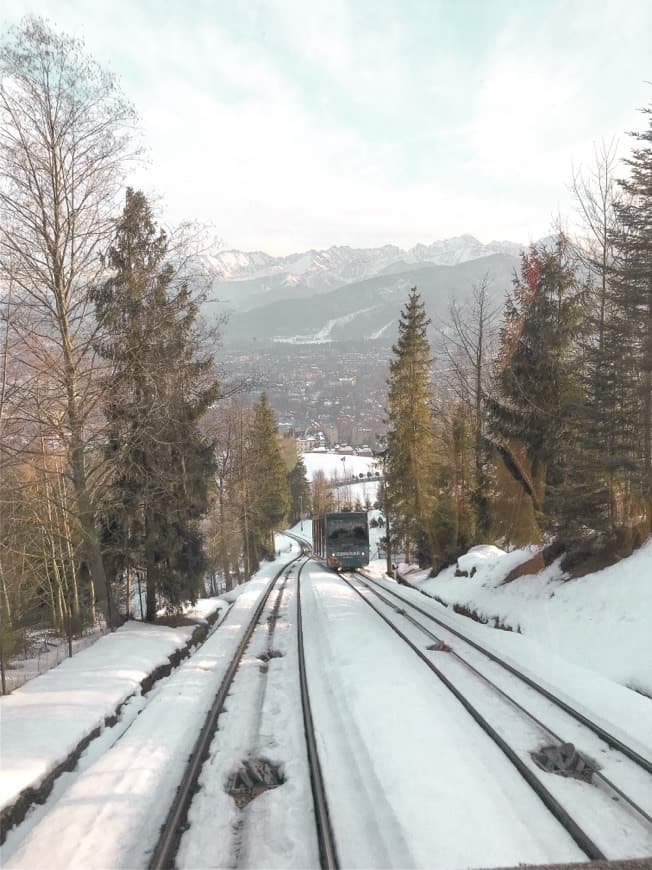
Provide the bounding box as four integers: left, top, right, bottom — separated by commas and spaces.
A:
412, 540, 652, 696
300, 561, 586, 867
302, 450, 381, 505
0, 617, 216, 818
301, 450, 378, 481
177, 559, 319, 870
362, 568, 651, 759
293, 520, 652, 862
2, 625, 110, 693
3, 518, 651, 869
1, 538, 299, 868
343, 571, 652, 856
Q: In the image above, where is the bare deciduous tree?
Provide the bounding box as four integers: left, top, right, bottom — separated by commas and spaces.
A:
437, 276, 499, 538
571, 139, 622, 352
0, 17, 138, 626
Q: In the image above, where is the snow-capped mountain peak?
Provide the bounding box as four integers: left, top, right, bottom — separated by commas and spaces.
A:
207, 235, 523, 290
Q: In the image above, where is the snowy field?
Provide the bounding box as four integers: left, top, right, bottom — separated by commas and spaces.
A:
301, 450, 379, 481
301, 450, 381, 505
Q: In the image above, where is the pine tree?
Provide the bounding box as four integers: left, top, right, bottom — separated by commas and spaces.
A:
486, 236, 586, 538
94, 189, 219, 619
385, 288, 437, 565
609, 103, 652, 537
249, 393, 290, 557
288, 456, 312, 525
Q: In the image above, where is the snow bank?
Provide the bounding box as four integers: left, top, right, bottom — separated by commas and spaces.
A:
286, 519, 312, 544
0, 618, 208, 816
2, 539, 299, 869
181, 598, 225, 622
418, 539, 652, 695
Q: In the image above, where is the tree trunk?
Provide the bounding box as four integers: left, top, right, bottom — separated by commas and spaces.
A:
145, 560, 158, 623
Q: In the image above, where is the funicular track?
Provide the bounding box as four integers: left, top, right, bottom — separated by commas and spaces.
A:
357, 570, 652, 774
296, 559, 340, 870
217, 530, 338, 869
149, 547, 307, 870
333, 570, 652, 862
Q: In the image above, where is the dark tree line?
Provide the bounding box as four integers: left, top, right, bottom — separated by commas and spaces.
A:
94, 189, 219, 621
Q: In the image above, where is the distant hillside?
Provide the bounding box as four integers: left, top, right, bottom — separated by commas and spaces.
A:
219, 253, 519, 343
202, 234, 526, 313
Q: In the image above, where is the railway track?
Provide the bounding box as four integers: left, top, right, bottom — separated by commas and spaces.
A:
296, 559, 340, 870
337, 569, 652, 862
155, 538, 338, 870
360, 569, 652, 773
149, 547, 307, 870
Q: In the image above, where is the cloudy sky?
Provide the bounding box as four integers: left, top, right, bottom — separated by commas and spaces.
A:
1, 0, 650, 254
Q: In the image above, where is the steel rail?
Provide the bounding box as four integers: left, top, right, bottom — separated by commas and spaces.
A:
336, 571, 606, 862
296, 560, 340, 870
349, 571, 652, 828
358, 569, 652, 775
149, 548, 307, 870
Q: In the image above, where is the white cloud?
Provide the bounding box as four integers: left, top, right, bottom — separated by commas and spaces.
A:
2, 0, 650, 253
266, 0, 407, 108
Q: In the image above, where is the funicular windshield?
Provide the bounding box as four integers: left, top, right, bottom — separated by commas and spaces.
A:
327, 517, 367, 548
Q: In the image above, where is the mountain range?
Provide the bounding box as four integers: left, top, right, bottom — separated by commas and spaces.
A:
204, 235, 527, 343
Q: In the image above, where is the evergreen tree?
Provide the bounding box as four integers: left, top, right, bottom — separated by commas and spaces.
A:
385, 288, 437, 565
609, 103, 652, 536
94, 189, 219, 619
250, 393, 290, 557
486, 236, 586, 537
288, 456, 312, 525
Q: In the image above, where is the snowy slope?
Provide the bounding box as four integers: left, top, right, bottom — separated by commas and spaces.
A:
223, 253, 519, 341
416, 540, 652, 696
